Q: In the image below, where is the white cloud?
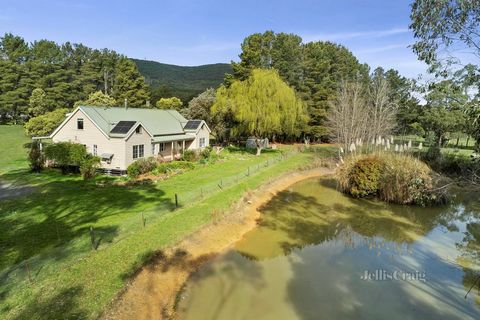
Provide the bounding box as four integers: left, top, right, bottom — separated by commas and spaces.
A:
303, 27, 410, 42
355, 43, 409, 54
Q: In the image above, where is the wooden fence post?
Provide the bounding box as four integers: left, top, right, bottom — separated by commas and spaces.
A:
175, 194, 178, 209
90, 226, 95, 250
25, 260, 33, 284
141, 212, 145, 227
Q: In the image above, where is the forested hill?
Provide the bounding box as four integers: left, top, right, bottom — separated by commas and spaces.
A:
133, 59, 232, 102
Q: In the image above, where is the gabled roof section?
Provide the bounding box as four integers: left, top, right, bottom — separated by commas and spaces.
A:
78, 106, 188, 138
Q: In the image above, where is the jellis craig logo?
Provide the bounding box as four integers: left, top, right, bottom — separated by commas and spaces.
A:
361, 269, 426, 282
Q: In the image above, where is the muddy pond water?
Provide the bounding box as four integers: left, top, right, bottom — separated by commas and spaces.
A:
177, 178, 480, 320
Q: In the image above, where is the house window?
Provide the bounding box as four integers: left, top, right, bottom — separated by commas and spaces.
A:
77, 118, 84, 130
135, 126, 142, 134
133, 144, 144, 159
151, 144, 155, 155
199, 137, 206, 148
93, 144, 97, 156
159, 142, 165, 152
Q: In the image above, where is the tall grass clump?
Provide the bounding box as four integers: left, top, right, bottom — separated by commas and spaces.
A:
337, 152, 449, 206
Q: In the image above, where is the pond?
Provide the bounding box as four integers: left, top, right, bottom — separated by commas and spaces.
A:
176, 178, 480, 320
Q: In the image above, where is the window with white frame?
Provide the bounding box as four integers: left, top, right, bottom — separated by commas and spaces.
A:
133, 144, 144, 159
159, 142, 165, 152
199, 137, 206, 148
93, 144, 97, 156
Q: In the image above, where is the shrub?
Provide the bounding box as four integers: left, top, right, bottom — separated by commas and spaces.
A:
200, 146, 213, 159
28, 141, 45, 172
127, 157, 158, 178
337, 152, 448, 206
348, 156, 383, 197
181, 150, 198, 162
155, 161, 194, 174
377, 153, 434, 205
80, 155, 101, 180
44, 142, 88, 174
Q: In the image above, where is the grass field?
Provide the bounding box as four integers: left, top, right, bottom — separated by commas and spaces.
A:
0, 125, 335, 319
0, 125, 30, 173
394, 134, 475, 157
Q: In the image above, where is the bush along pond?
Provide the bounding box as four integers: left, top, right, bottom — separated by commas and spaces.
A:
336, 152, 451, 206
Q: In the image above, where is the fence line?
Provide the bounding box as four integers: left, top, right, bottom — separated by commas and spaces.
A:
0, 150, 298, 287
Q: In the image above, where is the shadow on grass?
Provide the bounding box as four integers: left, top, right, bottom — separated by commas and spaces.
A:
9, 285, 86, 320
120, 248, 218, 283
0, 169, 175, 296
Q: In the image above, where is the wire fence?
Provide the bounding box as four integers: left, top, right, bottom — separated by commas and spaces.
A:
0, 150, 299, 288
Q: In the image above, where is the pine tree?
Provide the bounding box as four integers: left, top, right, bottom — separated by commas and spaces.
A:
113, 57, 150, 108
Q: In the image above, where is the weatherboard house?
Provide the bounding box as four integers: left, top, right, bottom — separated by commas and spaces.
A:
42, 105, 210, 173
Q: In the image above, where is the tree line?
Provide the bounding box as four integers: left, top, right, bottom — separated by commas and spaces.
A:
0, 33, 149, 123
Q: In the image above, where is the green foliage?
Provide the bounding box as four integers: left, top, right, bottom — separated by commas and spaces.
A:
74, 91, 116, 108
113, 57, 150, 108
80, 154, 101, 180
213, 69, 308, 143
181, 150, 198, 162
28, 140, 45, 172
348, 156, 383, 198
154, 161, 195, 174
232, 31, 367, 140
24, 108, 69, 137
155, 96, 182, 110
185, 88, 230, 142
127, 157, 158, 178
0, 33, 150, 123
338, 153, 448, 206
410, 0, 480, 71
133, 59, 231, 103
44, 142, 88, 173
28, 88, 48, 116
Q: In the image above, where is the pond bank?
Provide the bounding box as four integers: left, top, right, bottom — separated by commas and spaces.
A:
102, 167, 334, 320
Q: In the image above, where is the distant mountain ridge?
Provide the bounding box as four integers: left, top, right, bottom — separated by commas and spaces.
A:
132, 59, 232, 102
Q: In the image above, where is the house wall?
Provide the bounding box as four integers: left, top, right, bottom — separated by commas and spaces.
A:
125, 126, 153, 167
187, 124, 210, 150
52, 109, 126, 170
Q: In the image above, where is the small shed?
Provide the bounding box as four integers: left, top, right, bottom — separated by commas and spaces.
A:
246, 137, 269, 149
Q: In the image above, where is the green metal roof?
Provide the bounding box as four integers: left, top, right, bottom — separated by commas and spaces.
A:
78, 105, 188, 137
152, 134, 195, 143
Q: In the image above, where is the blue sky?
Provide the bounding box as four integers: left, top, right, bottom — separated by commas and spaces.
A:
0, 0, 427, 79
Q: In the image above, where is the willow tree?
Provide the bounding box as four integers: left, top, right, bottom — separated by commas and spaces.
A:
213, 69, 307, 155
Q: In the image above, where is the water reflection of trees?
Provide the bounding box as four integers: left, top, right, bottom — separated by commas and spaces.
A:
237, 178, 480, 307
238, 178, 451, 260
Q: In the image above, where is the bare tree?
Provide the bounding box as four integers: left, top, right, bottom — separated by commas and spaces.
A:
367, 74, 398, 142
327, 80, 369, 152
328, 76, 397, 152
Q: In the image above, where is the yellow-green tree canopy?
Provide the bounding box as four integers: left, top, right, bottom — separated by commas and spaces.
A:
74, 91, 116, 108
155, 97, 183, 110
213, 69, 307, 139
24, 108, 69, 137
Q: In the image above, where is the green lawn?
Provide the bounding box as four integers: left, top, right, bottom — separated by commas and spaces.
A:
0, 125, 334, 319
0, 125, 30, 173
